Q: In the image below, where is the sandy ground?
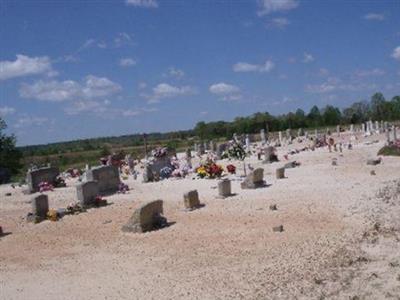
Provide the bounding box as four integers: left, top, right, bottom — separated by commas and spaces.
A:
1, 132, 399, 299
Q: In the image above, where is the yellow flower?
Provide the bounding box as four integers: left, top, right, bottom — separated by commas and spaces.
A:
47, 209, 58, 222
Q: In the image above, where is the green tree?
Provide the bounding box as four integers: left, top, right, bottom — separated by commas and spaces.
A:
0, 118, 22, 183
370, 92, 386, 120
322, 105, 341, 126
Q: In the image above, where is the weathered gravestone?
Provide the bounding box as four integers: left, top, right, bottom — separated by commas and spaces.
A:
121, 200, 167, 233
216, 143, 228, 159
183, 190, 201, 210
367, 158, 382, 166
86, 165, 120, 193
31, 194, 49, 222
76, 181, 99, 207
26, 167, 60, 193
143, 164, 154, 183
276, 167, 285, 179
218, 179, 232, 198
263, 146, 279, 164
241, 168, 265, 189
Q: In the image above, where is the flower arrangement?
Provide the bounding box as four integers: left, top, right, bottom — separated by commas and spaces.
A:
226, 141, 246, 161
118, 182, 130, 194
38, 181, 54, 193
160, 166, 174, 179
196, 162, 223, 179
54, 176, 66, 188
47, 209, 58, 222
94, 195, 107, 207
152, 147, 168, 158
226, 164, 236, 174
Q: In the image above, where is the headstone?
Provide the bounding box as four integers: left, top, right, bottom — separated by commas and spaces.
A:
143, 164, 154, 183
260, 129, 266, 143
183, 190, 201, 210
263, 146, 278, 164
350, 124, 354, 133
121, 200, 166, 233
31, 194, 49, 220
198, 143, 205, 155
245, 134, 250, 151
233, 133, 239, 143
286, 129, 291, 140
76, 181, 99, 207
216, 143, 228, 159
210, 140, 217, 152
86, 165, 120, 193
241, 168, 265, 189
375, 121, 379, 133
218, 179, 232, 198
186, 148, 191, 159
26, 167, 60, 193
278, 131, 283, 145
393, 126, 397, 141
336, 125, 340, 137
276, 167, 285, 179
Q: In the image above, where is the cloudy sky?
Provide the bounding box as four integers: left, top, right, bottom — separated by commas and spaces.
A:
1, 0, 399, 146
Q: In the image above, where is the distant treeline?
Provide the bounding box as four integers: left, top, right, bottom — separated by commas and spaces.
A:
19, 92, 400, 157
194, 92, 400, 139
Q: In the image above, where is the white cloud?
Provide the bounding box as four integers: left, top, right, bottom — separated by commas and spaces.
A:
0, 106, 16, 116
353, 68, 385, 77
114, 32, 133, 48
209, 82, 241, 101
318, 68, 330, 77
20, 75, 121, 102
392, 46, 400, 61
0, 54, 53, 81
126, 0, 158, 8
119, 58, 137, 67
165, 67, 185, 79
64, 100, 109, 115
233, 60, 274, 73
122, 109, 141, 117
302, 53, 314, 63
306, 77, 378, 93
146, 83, 196, 103
138, 82, 147, 89
257, 0, 298, 16
363, 13, 385, 21
14, 115, 49, 129
266, 17, 290, 29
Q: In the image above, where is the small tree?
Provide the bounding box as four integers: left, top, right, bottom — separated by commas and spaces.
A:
0, 118, 22, 183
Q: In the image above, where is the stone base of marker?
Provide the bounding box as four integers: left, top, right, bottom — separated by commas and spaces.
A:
27, 194, 49, 223
76, 181, 99, 207
122, 200, 167, 233
217, 179, 233, 198
241, 168, 266, 189
367, 158, 382, 166
269, 204, 278, 211
273, 225, 284, 232
183, 190, 201, 210
276, 168, 285, 179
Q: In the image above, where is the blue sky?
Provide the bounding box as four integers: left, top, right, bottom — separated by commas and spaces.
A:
0, 0, 399, 146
